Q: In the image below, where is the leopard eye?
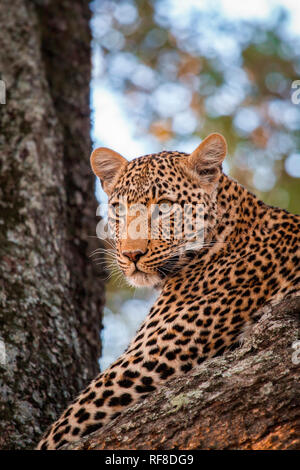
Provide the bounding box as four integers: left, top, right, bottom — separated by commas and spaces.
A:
158, 199, 173, 214
111, 203, 126, 217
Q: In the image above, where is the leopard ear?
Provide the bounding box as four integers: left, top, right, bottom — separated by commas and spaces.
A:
187, 133, 227, 186
90, 147, 127, 195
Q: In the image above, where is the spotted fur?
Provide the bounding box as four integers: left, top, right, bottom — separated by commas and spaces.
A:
37, 134, 300, 450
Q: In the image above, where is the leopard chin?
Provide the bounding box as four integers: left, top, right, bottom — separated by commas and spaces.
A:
126, 271, 162, 288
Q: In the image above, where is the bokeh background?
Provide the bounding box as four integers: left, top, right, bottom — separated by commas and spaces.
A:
90, 0, 300, 369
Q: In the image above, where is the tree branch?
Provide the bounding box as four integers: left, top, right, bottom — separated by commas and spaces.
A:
64, 295, 300, 450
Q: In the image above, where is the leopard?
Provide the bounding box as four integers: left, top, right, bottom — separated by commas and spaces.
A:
37, 133, 300, 450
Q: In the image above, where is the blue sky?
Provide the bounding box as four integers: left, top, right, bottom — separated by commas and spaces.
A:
91, 0, 300, 161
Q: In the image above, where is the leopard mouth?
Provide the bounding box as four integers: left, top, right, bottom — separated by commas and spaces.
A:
156, 249, 198, 279
123, 253, 188, 286
156, 254, 182, 278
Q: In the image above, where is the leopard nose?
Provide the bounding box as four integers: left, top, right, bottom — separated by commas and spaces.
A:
122, 249, 144, 263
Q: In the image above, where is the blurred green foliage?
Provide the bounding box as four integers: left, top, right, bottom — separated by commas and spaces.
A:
91, 0, 300, 214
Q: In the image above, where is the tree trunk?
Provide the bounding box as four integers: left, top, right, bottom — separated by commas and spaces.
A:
0, 0, 104, 449
64, 295, 300, 451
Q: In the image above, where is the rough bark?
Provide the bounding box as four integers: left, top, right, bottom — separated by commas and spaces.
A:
0, 0, 104, 449
64, 295, 300, 451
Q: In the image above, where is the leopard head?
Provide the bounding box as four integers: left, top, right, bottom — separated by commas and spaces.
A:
91, 133, 227, 287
